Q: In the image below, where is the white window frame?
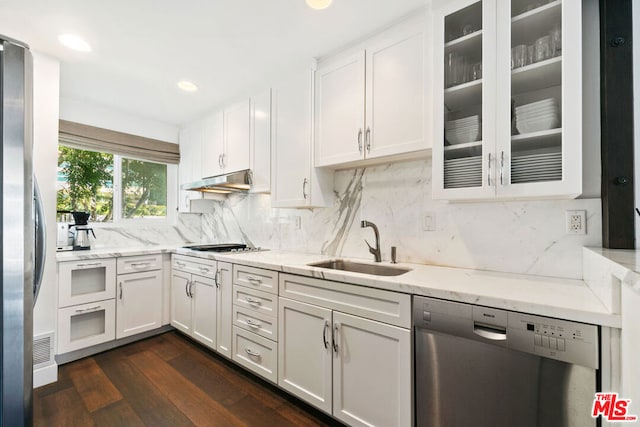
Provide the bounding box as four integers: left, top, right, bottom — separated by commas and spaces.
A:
58, 146, 178, 226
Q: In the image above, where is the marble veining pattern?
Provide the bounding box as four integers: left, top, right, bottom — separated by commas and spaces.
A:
198, 159, 601, 280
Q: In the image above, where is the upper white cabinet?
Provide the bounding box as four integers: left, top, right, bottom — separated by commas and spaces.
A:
314, 14, 430, 168
432, 0, 581, 200
178, 125, 203, 212
223, 99, 251, 173
272, 65, 333, 208
201, 111, 224, 179
250, 89, 272, 193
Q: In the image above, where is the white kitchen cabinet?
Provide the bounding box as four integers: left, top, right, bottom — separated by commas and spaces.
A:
271, 65, 333, 208
278, 274, 411, 426
432, 0, 582, 200
170, 255, 218, 350
231, 264, 280, 382
250, 89, 272, 193
116, 269, 162, 339
58, 299, 116, 354
201, 111, 224, 178
58, 258, 116, 308
178, 124, 203, 211
115, 254, 163, 340
223, 99, 251, 173
314, 14, 429, 168
279, 298, 333, 413
215, 261, 233, 358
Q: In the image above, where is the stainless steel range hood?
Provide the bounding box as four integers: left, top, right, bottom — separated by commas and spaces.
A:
181, 169, 252, 193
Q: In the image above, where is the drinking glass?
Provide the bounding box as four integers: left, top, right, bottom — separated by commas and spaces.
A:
471, 62, 482, 80
513, 44, 527, 68
534, 36, 552, 62
550, 23, 562, 57
527, 45, 535, 65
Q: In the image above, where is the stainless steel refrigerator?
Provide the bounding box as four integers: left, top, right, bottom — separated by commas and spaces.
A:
1, 34, 46, 425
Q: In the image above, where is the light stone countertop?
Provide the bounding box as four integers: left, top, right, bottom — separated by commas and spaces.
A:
58, 246, 620, 328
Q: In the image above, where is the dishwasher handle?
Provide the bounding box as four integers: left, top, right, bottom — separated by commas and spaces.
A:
473, 322, 507, 341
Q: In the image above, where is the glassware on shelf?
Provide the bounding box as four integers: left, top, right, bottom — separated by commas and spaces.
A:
512, 44, 527, 68
549, 23, 561, 57
534, 35, 552, 62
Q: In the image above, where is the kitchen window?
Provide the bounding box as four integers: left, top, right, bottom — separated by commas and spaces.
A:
57, 145, 177, 223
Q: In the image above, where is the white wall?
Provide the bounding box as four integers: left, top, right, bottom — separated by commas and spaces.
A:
59, 97, 180, 144
32, 51, 60, 386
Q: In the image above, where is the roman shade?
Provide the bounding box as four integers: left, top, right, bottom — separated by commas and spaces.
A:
58, 120, 180, 164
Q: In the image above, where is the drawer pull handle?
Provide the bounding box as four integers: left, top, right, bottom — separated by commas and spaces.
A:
244, 348, 261, 358
245, 297, 261, 306
131, 262, 150, 268
246, 318, 262, 328
119, 282, 123, 300
77, 262, 101, 268
75, 305, 101, 313
332, 323, 339, 353
199, 266, 210, 272
176, 261, 186, 267
246, 276, 262, 284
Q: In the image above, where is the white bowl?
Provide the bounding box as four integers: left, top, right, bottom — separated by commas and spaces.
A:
516, 116, 559, 134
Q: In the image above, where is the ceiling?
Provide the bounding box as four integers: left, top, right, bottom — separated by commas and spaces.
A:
0, 0, 427, 127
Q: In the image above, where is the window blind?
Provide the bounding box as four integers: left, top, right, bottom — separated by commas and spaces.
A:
59, 120, 180, 164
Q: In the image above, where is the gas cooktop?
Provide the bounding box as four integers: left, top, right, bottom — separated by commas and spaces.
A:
182, 243, 263, 253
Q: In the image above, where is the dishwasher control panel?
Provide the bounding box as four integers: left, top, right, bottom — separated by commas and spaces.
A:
508, 312, 599, 370
413, 296, 599, 370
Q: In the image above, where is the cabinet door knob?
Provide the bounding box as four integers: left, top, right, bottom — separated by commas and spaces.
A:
323, 321, 330, 349
302, 178, 309, 200
119, 282, 123, 300
611, 36, 626, 47
365, 127, 371, 152
332, 323, 339, 353
357, 128, 363, 153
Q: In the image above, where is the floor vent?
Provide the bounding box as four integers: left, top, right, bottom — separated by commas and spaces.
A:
33, 332, 55, 369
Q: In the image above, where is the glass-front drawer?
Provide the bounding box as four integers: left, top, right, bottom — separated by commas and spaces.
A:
58, 258, 116, 308
57, 299, 116, 354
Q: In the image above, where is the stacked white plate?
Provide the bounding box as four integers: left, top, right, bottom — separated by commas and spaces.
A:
511, 151, 562, 183
515, 98, 560, 134
444, 156, 482, 188
445, 115, 481, 145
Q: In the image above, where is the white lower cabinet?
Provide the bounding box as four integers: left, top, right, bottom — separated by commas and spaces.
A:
171, 255, 218, 350
170, 256, 233, 355
232, 326, 278, 383
216, 261, 233, 358
231, 264, 279, 382
278, 274, 411, 427
116, 255, 163, 339
58, 299, 116, 354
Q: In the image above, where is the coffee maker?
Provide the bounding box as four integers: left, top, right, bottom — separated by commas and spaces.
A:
56, 211, 96, 251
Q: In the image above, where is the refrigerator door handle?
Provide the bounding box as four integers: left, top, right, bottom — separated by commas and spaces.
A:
33, 176, 46, 305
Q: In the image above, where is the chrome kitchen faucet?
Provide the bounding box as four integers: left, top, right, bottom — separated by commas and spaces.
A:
361, 220, 382, 262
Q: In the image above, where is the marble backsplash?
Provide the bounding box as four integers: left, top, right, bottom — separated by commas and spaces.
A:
197, 159, 601, 280
91, 158, 601, 280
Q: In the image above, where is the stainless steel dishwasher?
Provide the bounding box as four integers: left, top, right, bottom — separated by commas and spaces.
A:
414, 296, 600, 427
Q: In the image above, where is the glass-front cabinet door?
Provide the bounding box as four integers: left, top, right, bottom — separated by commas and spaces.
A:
433, 0, 496, 200
495, 0, 581, 198
433, 0, 582, 200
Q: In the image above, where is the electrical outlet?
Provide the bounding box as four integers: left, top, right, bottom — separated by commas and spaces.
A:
294, 216, 302, 230
423, 212, 436, 231
565, 210, 586, 235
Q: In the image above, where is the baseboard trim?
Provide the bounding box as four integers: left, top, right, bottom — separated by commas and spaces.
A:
34, 363, 58, 388
56, 325, 174, 365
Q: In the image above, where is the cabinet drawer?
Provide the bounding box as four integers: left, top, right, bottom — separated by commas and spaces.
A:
233, 285, 278, 317
279, 273, 411, 328
233, 265, 278, 294
172, 255, 217, 279
58, 258, 116, 308
232, 326, 277, 383
117, 254, 162, 274
58, 299, 116, 354
233, 306, 278, 342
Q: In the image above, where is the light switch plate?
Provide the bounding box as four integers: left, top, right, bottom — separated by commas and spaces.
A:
423, 212, 436, 231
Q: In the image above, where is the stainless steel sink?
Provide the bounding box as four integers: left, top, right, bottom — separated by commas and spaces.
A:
308, 259, 411, 276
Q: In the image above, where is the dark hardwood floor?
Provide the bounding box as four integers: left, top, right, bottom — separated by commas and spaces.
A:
34, 331, 343, 427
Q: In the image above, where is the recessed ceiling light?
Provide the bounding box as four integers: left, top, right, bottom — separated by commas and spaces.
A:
306, 0, 332, 10
177, 80, 198, 92
58, 34, 92, 52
